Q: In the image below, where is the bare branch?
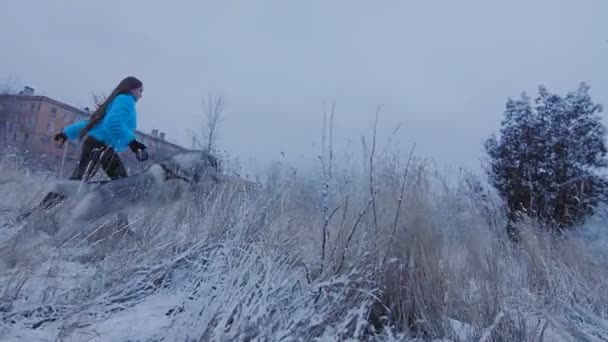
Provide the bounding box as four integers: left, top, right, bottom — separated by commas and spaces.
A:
335, 191, 377, 275
320, 100, 336, 274
329, 101, 335, 178
369, 106, 380, 271
200, 93, 225, 152
91, 92, 108, 111
382, 143, 416, 267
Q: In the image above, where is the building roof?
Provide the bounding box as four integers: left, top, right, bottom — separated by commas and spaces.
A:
135, 130, 188, 151
0, 94, 88, 116
0, 94, 189, 152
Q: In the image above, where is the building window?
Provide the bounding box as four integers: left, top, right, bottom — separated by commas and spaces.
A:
30, 103, 36, 110
47, 122, 55, 132
64, 112, 71, 122
51, 107, 57, 117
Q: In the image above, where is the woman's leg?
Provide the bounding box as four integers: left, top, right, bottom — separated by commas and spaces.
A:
37, 136, 110, 213
97, 148, 131, 235
98, 148, 128, 180
69, 136, 106, 181
37, 137, 104, 212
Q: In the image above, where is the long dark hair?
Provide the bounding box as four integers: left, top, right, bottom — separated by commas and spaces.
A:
79, 76, 143, 138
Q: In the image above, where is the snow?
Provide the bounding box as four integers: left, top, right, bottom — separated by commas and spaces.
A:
1, 292, 178, 342
61, 293, 178, 342
2, 147, 608, 341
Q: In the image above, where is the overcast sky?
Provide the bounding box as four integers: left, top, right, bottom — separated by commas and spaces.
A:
1, 0, 606, 175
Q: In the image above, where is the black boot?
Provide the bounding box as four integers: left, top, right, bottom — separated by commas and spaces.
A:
17, 191, 66, 222
39, 191, 66, 211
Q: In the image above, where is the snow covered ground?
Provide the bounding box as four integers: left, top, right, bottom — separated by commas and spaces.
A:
1, 150, 608, 341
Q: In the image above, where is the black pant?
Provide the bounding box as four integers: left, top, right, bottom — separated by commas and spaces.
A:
38, 136, 128, 211
70, 136, 128, 181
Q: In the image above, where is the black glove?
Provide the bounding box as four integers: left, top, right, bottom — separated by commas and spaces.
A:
54, 132, 67, 147
54, 132, 67, 143
128, 140, 147, 153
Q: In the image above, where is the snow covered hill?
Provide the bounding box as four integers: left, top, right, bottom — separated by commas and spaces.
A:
1, 150, 608, 341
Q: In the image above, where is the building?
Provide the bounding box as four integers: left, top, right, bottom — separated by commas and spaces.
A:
0, 86, 190, 174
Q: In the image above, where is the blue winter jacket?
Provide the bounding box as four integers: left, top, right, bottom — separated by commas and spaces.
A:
63, 93, 137, 152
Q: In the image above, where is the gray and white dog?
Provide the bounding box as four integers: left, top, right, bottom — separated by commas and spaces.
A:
20, 149, 221, 227
0, 150, 221, 267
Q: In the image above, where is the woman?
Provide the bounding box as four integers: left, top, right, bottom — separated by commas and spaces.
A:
39, 76, 148, 211
55, 76, 147, 181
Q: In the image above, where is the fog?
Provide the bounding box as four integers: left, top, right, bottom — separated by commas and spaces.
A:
1, 0, 606, 174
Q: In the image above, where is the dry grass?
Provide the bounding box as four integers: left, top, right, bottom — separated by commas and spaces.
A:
1, 146, 607, 341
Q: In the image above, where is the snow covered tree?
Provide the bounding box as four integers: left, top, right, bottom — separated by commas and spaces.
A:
485, 83, 608, 239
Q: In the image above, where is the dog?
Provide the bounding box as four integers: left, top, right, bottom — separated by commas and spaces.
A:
17, 149, 222, 228
0, 149, 264, 268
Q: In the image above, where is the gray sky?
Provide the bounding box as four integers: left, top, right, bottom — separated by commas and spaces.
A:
1, 0, 607, 175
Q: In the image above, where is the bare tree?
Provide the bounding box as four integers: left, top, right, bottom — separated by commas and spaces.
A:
0, 74, 18, 95
92, 92, 108, 109
198, 93, 225, 152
